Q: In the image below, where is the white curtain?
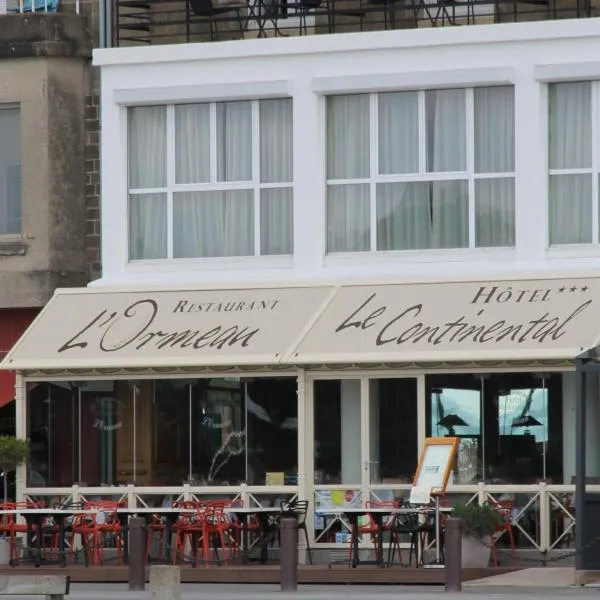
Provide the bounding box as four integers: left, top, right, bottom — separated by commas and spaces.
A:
548, 81, 592, 244
259, 99, 293, 255
129, 193, 167, 260
174, 190, 253, 258
326, 95, 369, 252
128, 106, 166, 188
473, 86, 515, 247
378, 92, 418, 174
128, 106, 167, 259
327, 184, 369, 253
130, 99, 294, 260
327, 88, 515, 252
217, 101, 252, 182
175, 104, 210, 184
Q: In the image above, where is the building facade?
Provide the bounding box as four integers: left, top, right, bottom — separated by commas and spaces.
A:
0, 5, 101, 454
6, 8, 600, 561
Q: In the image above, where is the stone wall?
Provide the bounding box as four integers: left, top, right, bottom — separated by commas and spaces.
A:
85, 92, 101, 281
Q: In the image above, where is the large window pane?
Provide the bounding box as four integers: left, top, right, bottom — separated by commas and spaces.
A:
175, 104, 210, 184
368, 379, 417, 485
327, 95, 369, 179
260, 99, 293, 183
378, 92, 418, 174
475, 178, 515, 247
260, 187, 293, 255
426, 89, 466, 172
0, 107, 21, 234
173, 190, 254, 258
26, 377, 298, 489
426, 375, 483, 484
549, 81, 591, 170
217, 101, 252, 182
549, 174, 592, 244
474, 86, 515, 173
327, 184, 370, 252
129, 193, 167, 260
128, 106, 166, 188
376, 181, 468, 250
246, 377, 298, 485
314, 379, 360, 485
426, 373, 564, 487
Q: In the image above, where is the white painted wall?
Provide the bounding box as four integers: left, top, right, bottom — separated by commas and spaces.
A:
94, 19, 600, 288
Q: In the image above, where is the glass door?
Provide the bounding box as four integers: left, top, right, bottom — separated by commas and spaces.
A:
311, 376, 420, 545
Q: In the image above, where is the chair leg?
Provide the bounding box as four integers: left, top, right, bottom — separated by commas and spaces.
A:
302, 525, 313, 565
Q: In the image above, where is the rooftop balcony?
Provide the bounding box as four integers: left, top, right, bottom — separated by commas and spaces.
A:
113, 0, 598, 46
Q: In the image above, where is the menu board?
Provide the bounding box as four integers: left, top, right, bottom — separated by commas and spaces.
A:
412, 437, 459, 496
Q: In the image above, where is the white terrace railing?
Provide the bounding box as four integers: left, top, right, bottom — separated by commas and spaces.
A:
20, 481, 583, 554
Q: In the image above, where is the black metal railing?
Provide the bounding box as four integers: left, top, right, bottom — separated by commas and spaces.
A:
113, 0, 600, 46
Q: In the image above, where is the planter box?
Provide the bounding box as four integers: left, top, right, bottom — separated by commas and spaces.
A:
461, 534, 491, 568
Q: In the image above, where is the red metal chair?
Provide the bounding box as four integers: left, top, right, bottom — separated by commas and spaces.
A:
72, 501, 123, 566
172, 502, 207, 565
354, 500, 398, 564
488, 499, 516, 566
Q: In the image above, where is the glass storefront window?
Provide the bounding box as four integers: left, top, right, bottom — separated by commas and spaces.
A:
26, 376, 298, 488
425, 373, 563, 485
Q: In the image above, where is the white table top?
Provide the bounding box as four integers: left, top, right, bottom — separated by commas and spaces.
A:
317, 507, 453, 514
0, 506, 286, 516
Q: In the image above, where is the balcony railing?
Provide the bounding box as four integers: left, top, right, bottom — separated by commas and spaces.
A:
113, 0, 599, 46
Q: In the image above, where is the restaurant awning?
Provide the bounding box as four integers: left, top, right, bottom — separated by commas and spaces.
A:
2, 275, 600, 371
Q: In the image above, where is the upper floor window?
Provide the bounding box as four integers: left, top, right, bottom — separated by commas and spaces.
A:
128, 98, 293, 261
548, 81, 598, 246
326, 87, 515, 253
0, 106, 21, 235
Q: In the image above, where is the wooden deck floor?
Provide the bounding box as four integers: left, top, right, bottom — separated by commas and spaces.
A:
0, 564, 522, 584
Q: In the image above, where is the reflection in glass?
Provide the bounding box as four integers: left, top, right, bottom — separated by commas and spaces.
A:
26, 377, 298, 488
369, 379, 417, 484
426, 373, 563, 485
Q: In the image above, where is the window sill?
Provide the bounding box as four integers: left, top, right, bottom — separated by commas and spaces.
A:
546, 245, 600, 260
0, 240, 27, 256
323, 247, 516, 266
126, 255, 294, 274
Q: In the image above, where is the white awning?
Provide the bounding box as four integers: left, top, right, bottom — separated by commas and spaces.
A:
3, 275, 600, 371
1, 285, 334, 370
289, 276, 600, 364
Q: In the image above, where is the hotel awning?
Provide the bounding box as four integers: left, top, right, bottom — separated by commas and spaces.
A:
2, 275, 600, 371
0, 285, 335, 371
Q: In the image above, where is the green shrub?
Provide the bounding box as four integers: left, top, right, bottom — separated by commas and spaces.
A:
452, 502, 503, 538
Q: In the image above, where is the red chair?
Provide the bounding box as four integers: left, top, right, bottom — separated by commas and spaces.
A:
72, 501, 123, 566
354, 500, 398, 564
488, 499, 516, 566
172, 502, 207, 565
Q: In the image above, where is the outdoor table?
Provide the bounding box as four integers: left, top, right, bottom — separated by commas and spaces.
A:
0, 505, 293, 567
317, 506, 453, 568
224, 506, 290, 565
0, 508, 97, 567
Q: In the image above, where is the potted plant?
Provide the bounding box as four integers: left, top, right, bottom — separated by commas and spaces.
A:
0, 436, 29, 565
452, 503, 503, 568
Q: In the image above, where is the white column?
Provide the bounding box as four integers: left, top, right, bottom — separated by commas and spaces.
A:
514, 66, 547, 266
369, 380, 380, 485
15, 373, 26, 501
340, 380, 361, 484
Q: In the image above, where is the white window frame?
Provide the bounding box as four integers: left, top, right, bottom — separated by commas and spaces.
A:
325, 87, 516, 255
127, 98, 294, 263
547, 80, 600, 247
